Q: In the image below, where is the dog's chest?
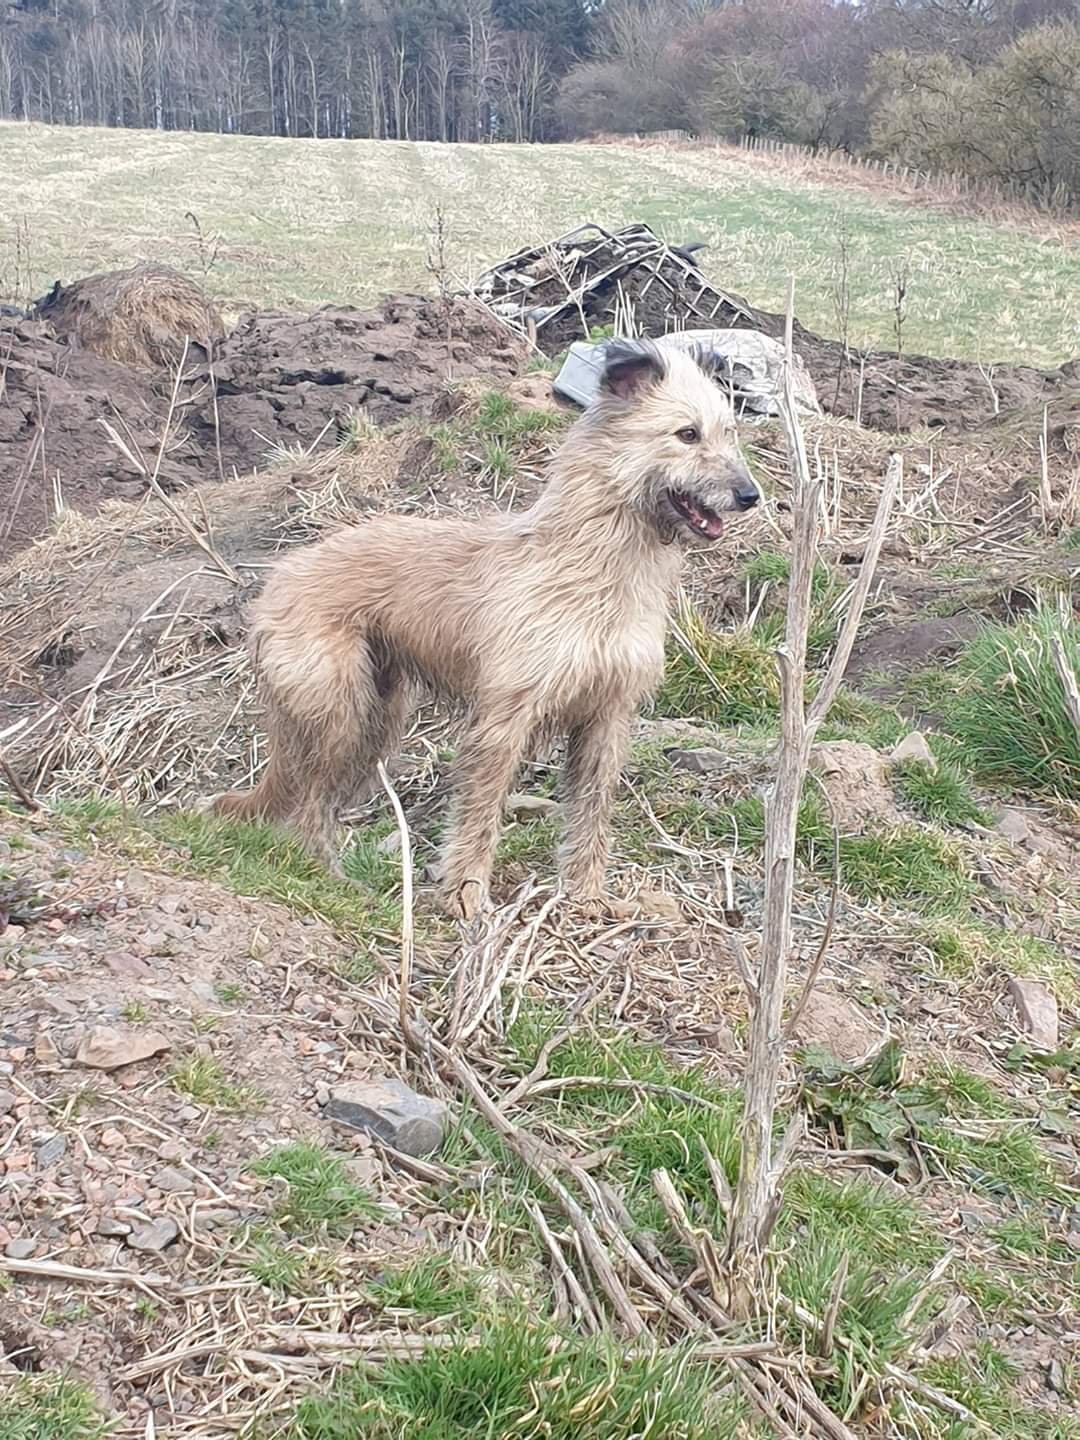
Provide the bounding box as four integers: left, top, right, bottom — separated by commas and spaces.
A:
546, 571, 669, 697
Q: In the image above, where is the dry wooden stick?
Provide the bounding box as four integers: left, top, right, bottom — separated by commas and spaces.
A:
377, 760, 419, 1055
726, 277, 899, 1311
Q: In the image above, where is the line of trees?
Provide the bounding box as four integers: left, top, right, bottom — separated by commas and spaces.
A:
1, 0, 1079, 201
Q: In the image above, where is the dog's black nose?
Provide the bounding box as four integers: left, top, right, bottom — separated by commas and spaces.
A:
732, 480, 760, 511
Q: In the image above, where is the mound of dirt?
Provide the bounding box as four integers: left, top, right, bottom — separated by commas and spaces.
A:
183, 295, 527, 478
0, 293, 528, 562
33, 264, 225, 371
0, 316, 209, 559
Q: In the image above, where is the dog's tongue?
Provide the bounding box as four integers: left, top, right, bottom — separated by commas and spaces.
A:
686, 496, 724, 539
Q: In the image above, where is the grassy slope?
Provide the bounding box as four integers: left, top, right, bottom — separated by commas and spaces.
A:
2, 121, 1080, 363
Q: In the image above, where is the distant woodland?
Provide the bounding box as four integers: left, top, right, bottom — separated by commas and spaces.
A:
2, 0, 1079, 202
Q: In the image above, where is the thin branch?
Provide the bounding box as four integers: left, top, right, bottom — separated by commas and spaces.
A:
377, 760, 418, 1055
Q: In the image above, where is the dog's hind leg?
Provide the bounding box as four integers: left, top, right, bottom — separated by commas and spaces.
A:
558, 702, 635, 901
214, 629, 403, 877
439, 699, 537, 920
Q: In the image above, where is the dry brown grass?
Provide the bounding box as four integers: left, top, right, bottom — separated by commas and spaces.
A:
35, 263, 224, 370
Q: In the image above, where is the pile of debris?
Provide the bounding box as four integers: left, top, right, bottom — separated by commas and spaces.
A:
466, 221, 1080, 433
471, 222, 757, 356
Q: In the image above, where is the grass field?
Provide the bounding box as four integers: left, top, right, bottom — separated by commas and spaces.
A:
3, 120, 1080, 364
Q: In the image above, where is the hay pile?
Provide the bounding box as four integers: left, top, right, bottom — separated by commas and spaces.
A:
33, 264, 225, 369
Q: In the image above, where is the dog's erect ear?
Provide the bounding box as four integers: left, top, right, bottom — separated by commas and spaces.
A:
690, 344, 733, 386
599, 338, 666, 402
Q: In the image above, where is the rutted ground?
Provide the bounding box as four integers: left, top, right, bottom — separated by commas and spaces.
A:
1, 382, 1078, 1437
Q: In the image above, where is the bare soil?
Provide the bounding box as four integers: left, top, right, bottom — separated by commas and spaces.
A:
0, 295, 526, 562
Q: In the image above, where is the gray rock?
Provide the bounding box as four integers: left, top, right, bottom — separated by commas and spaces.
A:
4, 1238, 36, 1260
190, 1208, 240, 1232
505, 793, 559, 821
327, 1077, 448, 1157
152, 1166, 194, 1194
35, 1135, 67, 1169
96, 1215, 132, 1238
996, 809, 1032, 844
1008, 977, 1059, 1050
126, 1217, 180, 1253
794, 990, 885, 1065
889, 731, 937, 770
75, 1025, 171, 1071
665, 746, 727, 775
0, 1089, 15, 1116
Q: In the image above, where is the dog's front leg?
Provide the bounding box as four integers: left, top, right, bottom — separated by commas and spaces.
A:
559, 703, 635, 903
440, 703, 535, 920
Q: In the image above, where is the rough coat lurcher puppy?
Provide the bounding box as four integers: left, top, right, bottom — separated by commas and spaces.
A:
209, 340, 759, 918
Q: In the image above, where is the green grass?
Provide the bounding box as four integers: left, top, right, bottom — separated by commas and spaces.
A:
837, 826, 975, 909
54, 797, 400, 956
0, 1376, 110, 1440
923, 1342, 1080, 1439
893, 759, 986, 826
170, 1053, 262, 1112
804, 1049, 1065, 1201
923, 919, 1076, 1001
243, 1232, 339, 1296
506, 1013, 744, 1237
927, 604, 1080, 797
251, 1141, 378, 1236
285, 1318, 747, 1440
369, 1253, 482, 1318
658, 611, 781, 727
162, 811, 402, 937
5, 123, 1080, 362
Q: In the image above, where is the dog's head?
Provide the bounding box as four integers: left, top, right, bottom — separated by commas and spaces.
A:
594, 338, 760, 545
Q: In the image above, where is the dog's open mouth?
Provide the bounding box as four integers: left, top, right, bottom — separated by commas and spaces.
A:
667, 489, 724, 539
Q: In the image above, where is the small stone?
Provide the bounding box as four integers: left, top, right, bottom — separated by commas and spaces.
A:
504, 793, 559, 822
810, 741, 900, 833
99, 1127, 127, 1150
152, 1166, 194, 1194
794, 990, 885, 1065
4, 1237, 36, 1260
343, 1153, 380, 1187
34, 1031, 60, 1064
665, 746, 727, 775
35, 1135, 67, 1169
75, 1026, 171, 1071
1008, 977, 1059, 1050
315, 1083, 331, 1107
126, 1217, 180, 1253
190, 1207, 240, 1232
96, 1215, 132, 1238
1047, 1358, 1067, 1395
329, 1006, 357, 1029
996, 809, 1032, 844
41, 995, 80, 1020
0, 1089, 15, 1117
377, 831, 403, 856
158, 1139, 184, 1162
327, 1077, 448, 1157
889, 731, 937, 770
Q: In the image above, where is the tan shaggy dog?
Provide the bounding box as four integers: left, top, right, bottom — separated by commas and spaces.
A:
209, 340, 760, 918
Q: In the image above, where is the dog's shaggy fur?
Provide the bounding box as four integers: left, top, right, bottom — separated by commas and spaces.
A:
209, 340, 759, 917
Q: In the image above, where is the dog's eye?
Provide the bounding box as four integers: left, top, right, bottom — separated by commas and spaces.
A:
675, 426, 700, 444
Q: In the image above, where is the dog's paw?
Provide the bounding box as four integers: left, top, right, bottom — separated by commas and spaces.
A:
568, 886, 683, 925
442, 878, 491, 923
